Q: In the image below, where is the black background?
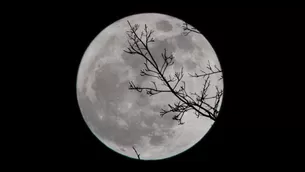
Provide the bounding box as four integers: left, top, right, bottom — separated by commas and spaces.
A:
32, 7, 304, 165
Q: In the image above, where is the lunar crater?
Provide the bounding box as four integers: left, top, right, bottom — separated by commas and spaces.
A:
156, 20, 173, 32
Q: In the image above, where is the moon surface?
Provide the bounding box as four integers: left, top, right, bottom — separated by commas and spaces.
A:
77, 13, 223, 160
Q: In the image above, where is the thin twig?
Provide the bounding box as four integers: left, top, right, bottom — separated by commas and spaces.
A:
132, 146, 141, 160
182, 22, 200, 36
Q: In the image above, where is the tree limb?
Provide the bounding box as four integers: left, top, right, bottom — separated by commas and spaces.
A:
182, 22, 200, 36
132, 146, 141, 160
189, 60, 223, 81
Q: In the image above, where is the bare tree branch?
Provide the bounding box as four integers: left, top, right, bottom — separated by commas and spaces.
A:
160, 101, 193, 125
124, 21, 223, 124
182, 22, 200, 36
189, 60, 223, 81
132, 146, 141, 160
128, 81, 171, 96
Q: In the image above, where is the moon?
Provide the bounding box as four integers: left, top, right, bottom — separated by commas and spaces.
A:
77, 13, 223, 160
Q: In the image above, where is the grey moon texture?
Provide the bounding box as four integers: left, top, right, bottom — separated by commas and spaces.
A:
77, 13, 223, 160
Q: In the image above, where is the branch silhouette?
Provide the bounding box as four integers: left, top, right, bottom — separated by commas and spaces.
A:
132, 146, 141, 160
182, 22, 200, 36
124, 21, 223, 124
189, 60, 223, 81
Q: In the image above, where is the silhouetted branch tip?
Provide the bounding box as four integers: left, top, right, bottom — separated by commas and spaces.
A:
132, 146, 141, 160
189, 60, 223, 81
182, 22, 200, 36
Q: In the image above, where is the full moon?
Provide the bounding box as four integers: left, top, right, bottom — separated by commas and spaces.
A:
77, 13, 223, 160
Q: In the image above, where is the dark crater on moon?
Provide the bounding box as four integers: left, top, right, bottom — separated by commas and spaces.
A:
156, 20, 173, 32
175, 34, 195, 52
184, 59, 197, 71
150, 135, 164, 145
